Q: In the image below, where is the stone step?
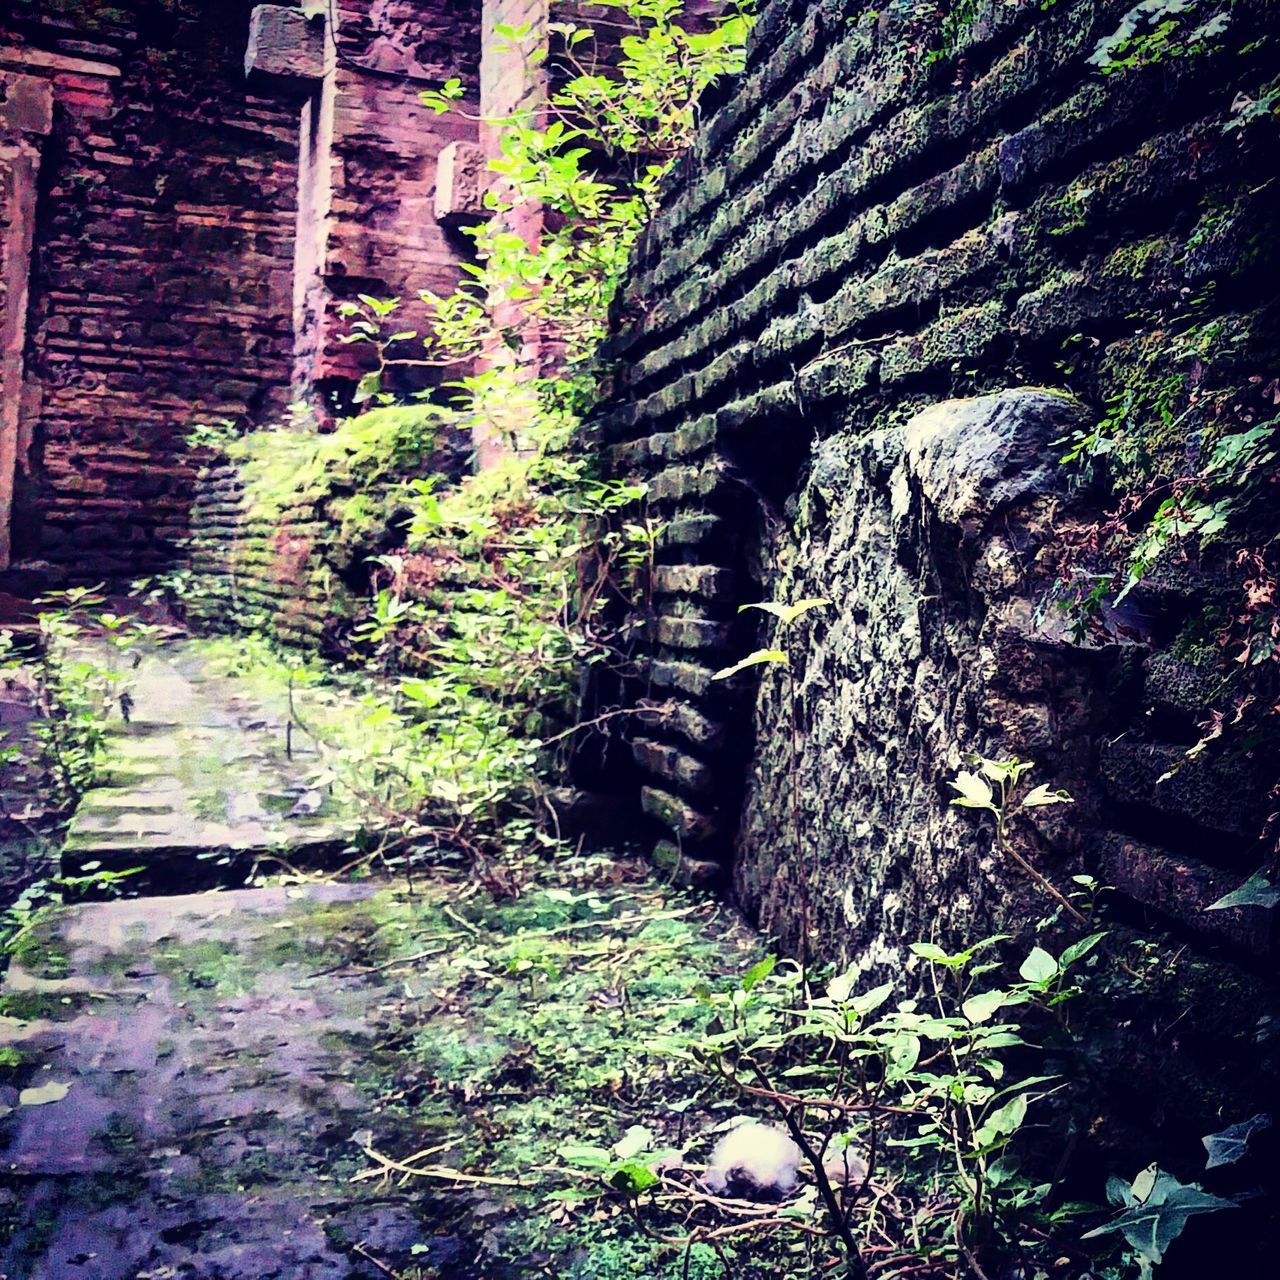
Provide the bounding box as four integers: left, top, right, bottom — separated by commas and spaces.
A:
0, 883, 434, 1278
59, 639, 371, 891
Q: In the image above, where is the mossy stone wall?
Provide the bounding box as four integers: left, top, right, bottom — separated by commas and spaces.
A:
598, 0, 1280, 1143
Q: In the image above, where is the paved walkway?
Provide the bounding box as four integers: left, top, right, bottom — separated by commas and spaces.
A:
62, 642, 360, 889
0, 637, 754, 1279
0, 884, 444, 1280
1, 640, 437, 1278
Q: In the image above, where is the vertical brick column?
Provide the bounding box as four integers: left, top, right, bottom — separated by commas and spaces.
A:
250, 2, 483, 423
0, 72, 51, 570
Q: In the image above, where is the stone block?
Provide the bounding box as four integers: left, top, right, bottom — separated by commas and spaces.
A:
0, 72, 54, 136
631, 739, 715, 794
650, 659, 717, 698
651, 840, 724, 890
652, 564, 735, 601
640, 787, 719, 844
245, 6, 327, 92
1099, 739, 1271, 839
654, 615, 731, 652
1144, 651, 1229, 721
902, 388, 1088, 542
435, 141, 488, 225
1099, 834, 1273, 954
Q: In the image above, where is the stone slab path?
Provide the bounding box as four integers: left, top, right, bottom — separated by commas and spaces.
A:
62, 642, 362, 889
0, 883, 456, 1280
0, 633, 761, 1280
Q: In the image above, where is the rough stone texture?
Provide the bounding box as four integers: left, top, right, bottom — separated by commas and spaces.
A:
435, 139, 488, 224
902, 389, 1085, 542
593, 0, 1280, 1139
245, 5, 327, 91
734, 391, 1107, 962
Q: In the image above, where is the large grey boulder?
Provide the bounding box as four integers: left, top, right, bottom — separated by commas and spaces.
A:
902, 388, 1089, 542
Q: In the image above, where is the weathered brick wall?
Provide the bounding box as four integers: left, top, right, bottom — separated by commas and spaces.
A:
599, 0, 1280, 1138
0, 2, 300, 582
296, 0, 482, 408
186, 457, 349, 650
2, 0, 487, 580
185, 403, 453, 648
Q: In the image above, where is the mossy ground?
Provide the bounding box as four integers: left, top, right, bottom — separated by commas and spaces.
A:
0, 858, 841, 1279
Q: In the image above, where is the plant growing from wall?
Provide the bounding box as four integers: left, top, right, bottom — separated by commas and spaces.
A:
949, 755, 1085, 925
220, 1, 755, 870
1089, 0, 1231, 76
410, 0, 754, 394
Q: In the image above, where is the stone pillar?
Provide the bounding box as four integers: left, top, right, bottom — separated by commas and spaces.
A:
473, 0, 551, 468
245, 4, 334, 419
0, 72, 52, 570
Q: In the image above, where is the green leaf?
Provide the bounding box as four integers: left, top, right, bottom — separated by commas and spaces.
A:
1106, 1173, 1134, 1208
825, 964, 857, 1003
1207, 871, 1280, 911
742, 955, 776, 993
1202, 1113, 1271, 1169
1018, 947, 1059, 985
962, 989, 1008, 1024
609, 1160, 661, 1195
738, 598, 831, 627
978, 757, 1034, 785
1059, 931, 1107, 970
909, 942, 951, 963
979, 1093, 1029, 1144
354, 370, 382, 403
1021, 783, 1074, 808
1083, 1166, 1237, 1263
949, 770, 995, 811
711, 649, 787, 681
847, 980, 894, 1016
884, 1032, 921, 1080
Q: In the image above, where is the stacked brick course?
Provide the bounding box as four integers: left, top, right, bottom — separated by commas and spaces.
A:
0, 2, 301, 580
598, 0, 1279, 1137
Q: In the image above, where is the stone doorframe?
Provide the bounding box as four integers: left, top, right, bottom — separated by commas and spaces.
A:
0, 71, 51, 570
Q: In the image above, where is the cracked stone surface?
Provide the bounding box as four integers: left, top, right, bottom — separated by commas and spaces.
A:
0, 883, 448, 1279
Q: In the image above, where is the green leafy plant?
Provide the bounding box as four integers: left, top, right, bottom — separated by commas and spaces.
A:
949, 755, 1084, 924
244, 2, 755, 876
1089, 0, 1230, 75
1084, 1164, 1236, 1273
351, 0, 752, 430
28, 590, 116, 805
595, 919, 1119, 1279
